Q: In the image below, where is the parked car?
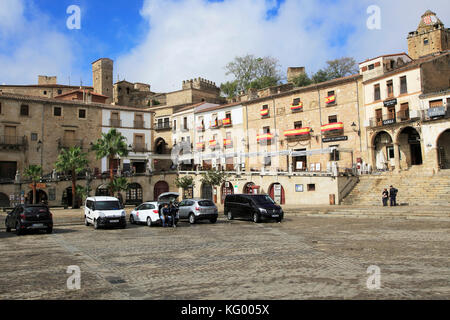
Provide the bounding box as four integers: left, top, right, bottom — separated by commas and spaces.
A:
129, 201, 161, 226
224, 194, 284, 223
5, 204, 53, 235
84, 196, 126, 229
178, 198, 218, 224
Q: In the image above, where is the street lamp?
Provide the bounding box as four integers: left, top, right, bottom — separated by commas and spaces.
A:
351, 122, 361, 136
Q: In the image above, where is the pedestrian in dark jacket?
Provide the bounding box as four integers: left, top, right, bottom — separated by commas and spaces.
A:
389, 185, 398, 206
382, 188, 389, 207
169, 202, 177, 228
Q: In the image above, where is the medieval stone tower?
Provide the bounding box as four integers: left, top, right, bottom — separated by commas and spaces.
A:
407, 10, 450, 60
92, 58, 113, 104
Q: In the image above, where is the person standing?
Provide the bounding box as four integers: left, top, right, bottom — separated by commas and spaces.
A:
382, 188, 389, 207
161, 204, 170, 227
389, 185, 398, 206
169, 202, 177, 228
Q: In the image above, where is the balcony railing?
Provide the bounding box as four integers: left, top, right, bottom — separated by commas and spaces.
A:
132, 143, 149, 153
0, 136, 26, 148
109, 119, 122, 127
59, 138, 83, 149
155, 123, 172, 131
134, 120, 146, 129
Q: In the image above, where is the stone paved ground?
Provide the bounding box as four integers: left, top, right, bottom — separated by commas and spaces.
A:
0, 213, 449, 300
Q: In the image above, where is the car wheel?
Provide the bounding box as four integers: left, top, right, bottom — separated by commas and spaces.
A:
189, 213, 196, 224
253, 212, 261, 223
210, 217, 217, 224
94, 219, 99, 230
227, 211, 233, 221
46, 227, 53, 234
84, 217, 90, 226
130, 215, 135, 225
15, 222, 22, 236
147, 217, 152, 227
5, 219, 11, 232
276, 218, 282, 223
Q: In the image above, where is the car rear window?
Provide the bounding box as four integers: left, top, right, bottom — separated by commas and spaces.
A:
198, 200, 215, 207
25, 207, 49, 214
95, 201, 121, 210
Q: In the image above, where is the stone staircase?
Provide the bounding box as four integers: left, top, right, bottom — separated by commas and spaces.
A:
341, 170, 450, 206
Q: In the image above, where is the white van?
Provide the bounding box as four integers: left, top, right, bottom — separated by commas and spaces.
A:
84, 196, 126, 229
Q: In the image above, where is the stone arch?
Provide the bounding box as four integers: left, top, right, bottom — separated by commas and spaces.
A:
96, 184, 110, 197
126, 183, 143, 205
201, 182, 213, 200
220, 181, 234, 204
243, 182, 255, 194
154, 138, 167, 155
371, 131, 394, 170
436, 128, 450, 169
396, 126, 423, 167
0, 192, 10, 207
268, 183, 285, 205
28, 189, 48, 204
153, 181, 169, 201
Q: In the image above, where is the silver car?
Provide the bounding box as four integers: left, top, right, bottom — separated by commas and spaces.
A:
177, 198, 218, 224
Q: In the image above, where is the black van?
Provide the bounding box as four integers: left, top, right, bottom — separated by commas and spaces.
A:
224, 194, 284, 223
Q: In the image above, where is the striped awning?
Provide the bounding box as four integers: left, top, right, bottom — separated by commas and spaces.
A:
321, 122, 344, 132
325, 95, 336, 104
284, 127, 311, 137
257, 133, 273, 142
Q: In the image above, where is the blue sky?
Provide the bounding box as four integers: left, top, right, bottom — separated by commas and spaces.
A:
0, 0, 448, 91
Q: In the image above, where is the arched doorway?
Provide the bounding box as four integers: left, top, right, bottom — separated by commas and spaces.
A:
126, 183, 143, 205
96, 184, 110, 197
268, 183, 285, 205
0, 192, 10, 207
243, 182, 255, 194
437, 129, 450, 169
155, 138, 167, 154
154, 181, 169, 200
373, 131, 394, 171
221, 181, 234, 204
397, 127, 423, 167
201, 183, 213, 200
62, 187, 82, 208
28, 190, 48, 204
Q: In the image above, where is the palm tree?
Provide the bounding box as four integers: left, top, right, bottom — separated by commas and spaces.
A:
55, 146, 89, 209
92, 129, 129, 196
109, 177, 129, 205
24, 165, 42, 204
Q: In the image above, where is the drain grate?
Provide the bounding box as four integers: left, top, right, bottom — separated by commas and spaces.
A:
106, 277, 127, 284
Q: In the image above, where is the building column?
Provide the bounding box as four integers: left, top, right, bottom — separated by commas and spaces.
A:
288, 150, 293, 174
394, 143, 401, 172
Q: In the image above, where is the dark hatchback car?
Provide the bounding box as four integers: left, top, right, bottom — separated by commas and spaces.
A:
5, 204, 53, 235
224, 194, 284, 223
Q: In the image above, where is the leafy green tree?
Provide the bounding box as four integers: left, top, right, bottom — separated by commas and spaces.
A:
225, 54, 282, 92
175, 176, 195, 199
248, 76, 280, 90
200, 170, 228, 189
291, 73, 313, 87
75, 185, 91, 208
325, 57, 359, 79
220, 80, 239, 99
109, 177, 129, 203
311, 69, 331, 84
92, 129, 129, 195
24, 165, 42, 204
55, 146, 89, 209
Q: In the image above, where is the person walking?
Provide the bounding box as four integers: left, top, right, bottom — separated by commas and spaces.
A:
169, 201, 177, 228
389, 185, 398, 206
382, 188, 389, 207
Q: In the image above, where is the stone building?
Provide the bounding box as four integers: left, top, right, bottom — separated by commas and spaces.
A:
360, 51, 450, 173
92, 58, 114, 104
407, 10, 450, 60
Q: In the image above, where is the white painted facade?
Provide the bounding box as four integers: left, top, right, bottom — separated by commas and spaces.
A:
100, 108, 152, 172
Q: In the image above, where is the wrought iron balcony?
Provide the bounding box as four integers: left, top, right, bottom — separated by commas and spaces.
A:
0, 136, 26, 149
132, 143, 149, 153
134, 120, 146, 129
155, 123, 172, 131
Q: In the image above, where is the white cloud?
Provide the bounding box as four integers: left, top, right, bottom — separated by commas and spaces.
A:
117, 0, 449, 93
0, 0, 75, 85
